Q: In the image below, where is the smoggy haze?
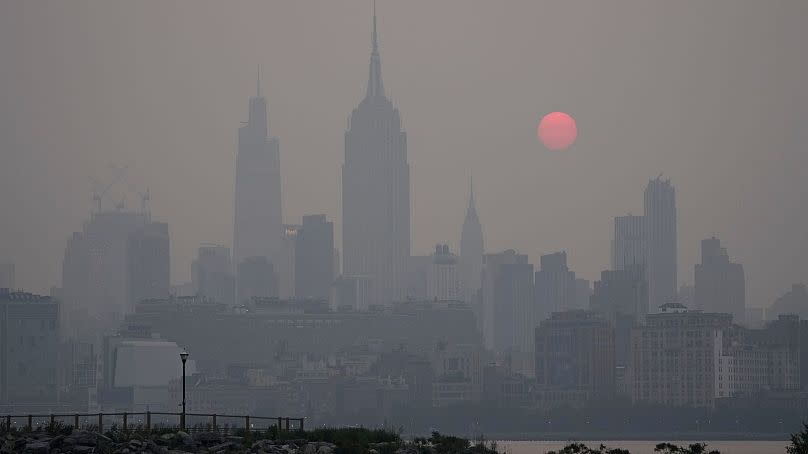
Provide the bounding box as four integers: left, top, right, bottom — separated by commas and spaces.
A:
0, 0, 806, 308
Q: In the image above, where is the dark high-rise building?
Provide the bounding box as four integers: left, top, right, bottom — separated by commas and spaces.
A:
237, 256, 279, 303
460, 180, 484, 304
590, 265, 648, 367
535, 310, 615, 398
233, 77, 282, 288
295, 215, 334, 300
194, 245, 235, 306
278, 224, 301, 298
482, 250, 534, 353
612, 214, 646, 271
405, 255, 431, 301
427, 244, 460, 301
127, 222, 170, 310
61, 210, 168, 340
574, 278, 592, 311
342, 8, 409, 306
644, 177, 677, 306
534, 251, 577, 323
0, 289, 59, 404
695, 236, 745, 324
770, 284, 808, 320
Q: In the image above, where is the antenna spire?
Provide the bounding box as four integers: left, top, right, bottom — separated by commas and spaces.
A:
467, 176, 477, 217
372, 0, 378, 52
365, 0, 384, 99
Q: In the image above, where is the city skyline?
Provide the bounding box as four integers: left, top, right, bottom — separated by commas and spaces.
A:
2, 1, 808, 440
0, 1, 806, 311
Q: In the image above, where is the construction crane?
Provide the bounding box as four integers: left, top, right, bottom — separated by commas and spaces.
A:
136, 188, 151, 213
91, 165, 129, 213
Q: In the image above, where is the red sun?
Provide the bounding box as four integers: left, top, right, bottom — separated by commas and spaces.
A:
537, 111, 577, 151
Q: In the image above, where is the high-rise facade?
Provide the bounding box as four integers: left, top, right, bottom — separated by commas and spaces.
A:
631, 306, 732, 408
342, 9, 409, 307
482, 250, 534, 353
769, 284, 808, 320
460, 181, 484, 305
127, 222, 170, 310
233, 79, 282, 287
644, 177, 677, 306
0, 289, 60, 404
589, 265, 648, 368
695, 236, 745, 324
194, 245, 235, 306
295, 214, 334, 300
426, 244, 460, 301
62, 210, 168, 340
237, 256, 278, 303
405, 255, 431, 301
535, 310, 615, 399
534, 251, 577, 323
277, 225, 300, 298
612, 215, 646, 271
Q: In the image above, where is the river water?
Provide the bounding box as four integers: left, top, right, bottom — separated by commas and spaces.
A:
497, 440, 788, 454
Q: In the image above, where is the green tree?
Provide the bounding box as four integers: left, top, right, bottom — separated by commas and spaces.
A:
788, 423, 808, 454
547, 442, 630, 454
654, 442, 719, 454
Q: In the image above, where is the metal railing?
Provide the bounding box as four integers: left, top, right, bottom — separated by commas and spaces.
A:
1, 412, 305, 434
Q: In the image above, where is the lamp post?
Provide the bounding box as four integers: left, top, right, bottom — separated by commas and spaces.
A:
180, 348, 189, 430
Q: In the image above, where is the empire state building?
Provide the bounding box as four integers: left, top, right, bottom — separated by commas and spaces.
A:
342, 7, 410, 306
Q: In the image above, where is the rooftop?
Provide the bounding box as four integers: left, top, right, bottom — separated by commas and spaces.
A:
0, 288, 53, 303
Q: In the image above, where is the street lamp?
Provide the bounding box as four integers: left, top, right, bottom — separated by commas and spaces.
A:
180, 348, 189, 430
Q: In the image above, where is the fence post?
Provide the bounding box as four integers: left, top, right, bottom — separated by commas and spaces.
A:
49, 414, 55, 428
277, 417, 282, 432
27, 415, 32, 432
123, 412, 127, 431
244, 415, 250, 435
146, 411, 151, 432
74, 414, 79, 429
6, 415, 10, 431
212, 414, 217, 430
299, 418, 304, 432
285, 417, 290, 431
98, 413, 103, 433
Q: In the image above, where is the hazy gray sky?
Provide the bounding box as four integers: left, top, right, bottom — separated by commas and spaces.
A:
0, 1, 805, 308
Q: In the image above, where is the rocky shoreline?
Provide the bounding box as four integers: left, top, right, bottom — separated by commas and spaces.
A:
1, 430, 344, 454
0, 428, 500, 454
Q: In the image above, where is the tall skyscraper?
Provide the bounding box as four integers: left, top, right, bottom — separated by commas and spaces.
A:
277, 224, 300, 298
426, 244, 460, 301
0, 289, 59, 404
644, 177, 677, 306
233, 76, 282, 287
62, 210, 168, 340
535, 310, 615, 399
126, 222, 170, 310
237, 256, 278, 303
405, 255, 431, 301
482, 250, 534, 353
695, 236, 745, 324
611, 214, 646, 271
768, 284, 808, 320
295, 214, 334, 300
193, 245, 235, 306
460, 180, 484, 304
534, 251, 577, 323
589, 265, 648, 367
342, 7, 409, 306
